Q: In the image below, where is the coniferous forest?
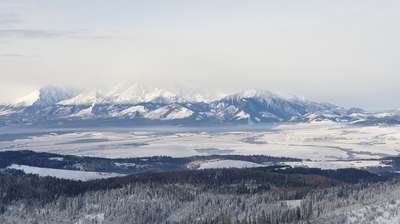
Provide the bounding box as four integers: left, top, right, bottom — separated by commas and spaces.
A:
1, 164, 399, 224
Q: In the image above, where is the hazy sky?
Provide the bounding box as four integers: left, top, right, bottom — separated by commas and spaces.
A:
1, 0, 399, 110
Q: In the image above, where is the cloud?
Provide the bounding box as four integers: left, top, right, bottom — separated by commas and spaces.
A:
0, 29, 69, 38
0, 28, 118, 40
0, 53, 26, 57
0, 14, 20, 25
0, 1, 399, 110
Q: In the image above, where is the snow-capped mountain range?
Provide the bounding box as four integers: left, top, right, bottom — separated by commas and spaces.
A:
0, 85, 398, 126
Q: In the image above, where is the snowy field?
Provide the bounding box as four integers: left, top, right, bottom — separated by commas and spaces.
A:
7, 164, 123, 181
191, 159, 266, 170
0, 122, 400, 169
282, 160, 390, 170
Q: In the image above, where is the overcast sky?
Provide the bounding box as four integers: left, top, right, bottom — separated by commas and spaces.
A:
0, 0, 399, 110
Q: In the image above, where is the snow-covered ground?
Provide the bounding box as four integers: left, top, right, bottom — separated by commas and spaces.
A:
1, 122, 400, 165
192, 159, 265, 169
7, 164, 124, 181
283, 160, 390, 170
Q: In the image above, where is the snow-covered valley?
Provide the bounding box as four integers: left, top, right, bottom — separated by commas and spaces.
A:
0, 122, 399, 170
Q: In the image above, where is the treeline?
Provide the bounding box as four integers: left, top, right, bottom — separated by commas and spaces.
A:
0, 150, 300, 174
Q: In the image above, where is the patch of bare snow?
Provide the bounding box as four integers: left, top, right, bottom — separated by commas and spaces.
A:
143, 106, 170, 120
235, 111, 250, 120
195, 159, 265, 169
111, 105, 147, 117
283, 160, 390, 170
7, 164, 123, 181
165, 107, 193, 120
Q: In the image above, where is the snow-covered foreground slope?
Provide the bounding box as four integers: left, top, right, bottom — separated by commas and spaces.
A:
7, 164, 123, 181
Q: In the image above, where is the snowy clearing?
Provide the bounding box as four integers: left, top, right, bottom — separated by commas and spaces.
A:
194, 159, 265, 169
7, 164, 124, 181
283, 160, 390, 170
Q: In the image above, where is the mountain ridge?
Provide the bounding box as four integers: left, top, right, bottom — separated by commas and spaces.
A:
0, 85, 398, 126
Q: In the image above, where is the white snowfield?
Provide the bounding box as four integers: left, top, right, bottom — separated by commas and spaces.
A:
283, 160, 390, 170
1, 122, 400, 169
193, 159, 265, 169
234, 111, 251, 120
69, 105, 94, 118
165, 106, 193, 120
7, 164, 124, 181
143, 105, 193, 120
111, 105, 147, 118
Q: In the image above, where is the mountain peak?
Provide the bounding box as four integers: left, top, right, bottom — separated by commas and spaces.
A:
59, 83, 183, 105
235, 89, 276, 99
14, 86, 79, 107
14, 90, 41, 107
222, 89, 281, 103
107, 83, 180, 104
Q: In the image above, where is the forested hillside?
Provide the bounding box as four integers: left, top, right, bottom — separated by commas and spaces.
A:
0, 166, 394, 223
